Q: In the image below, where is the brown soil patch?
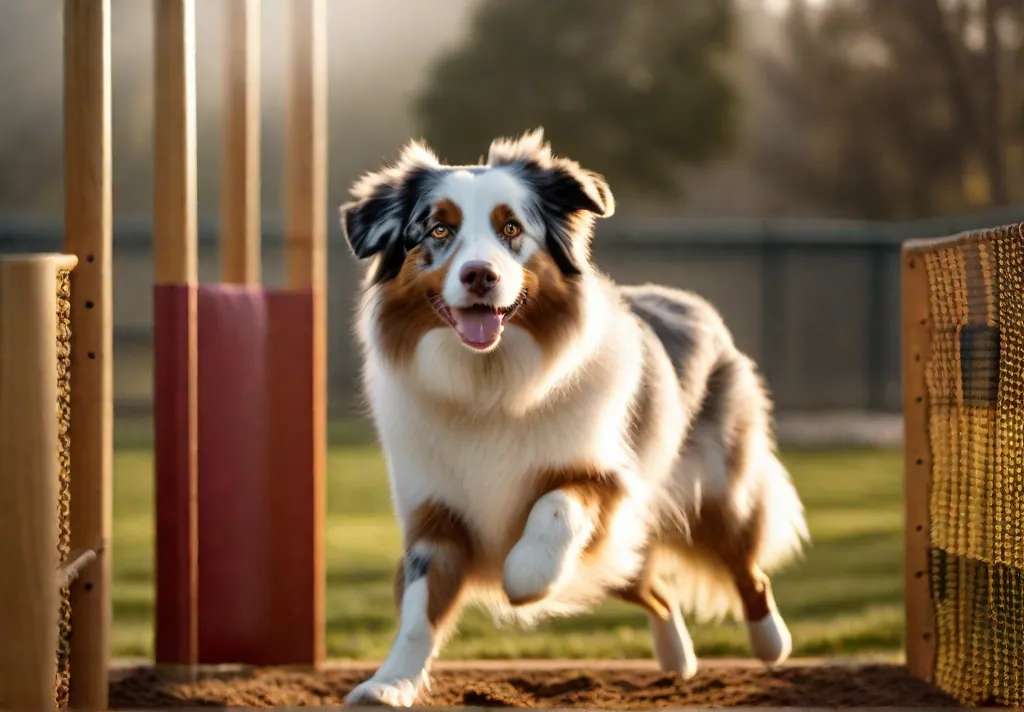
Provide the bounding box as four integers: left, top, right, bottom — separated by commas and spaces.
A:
109, 662, 960, 708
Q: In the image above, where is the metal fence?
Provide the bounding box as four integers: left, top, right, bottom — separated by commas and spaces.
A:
2, 206, 1021, 417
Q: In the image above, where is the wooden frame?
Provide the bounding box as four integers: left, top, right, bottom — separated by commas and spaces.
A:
900, 241, 938, 682
2, 0, 328, 705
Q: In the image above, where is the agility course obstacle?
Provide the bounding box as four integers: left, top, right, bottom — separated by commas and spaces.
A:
0, 0, 113, 707
902, 222, 1024, 706
152, 0, 327, 668
0, 0, 326, 708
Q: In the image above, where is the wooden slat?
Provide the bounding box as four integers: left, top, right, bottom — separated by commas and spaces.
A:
0, 257, 61, 712
901, 243, 937, 682
280, 0, 327, 667
64, 1, 113, 708
221, 0, 262, 285
153, 0, 200, 669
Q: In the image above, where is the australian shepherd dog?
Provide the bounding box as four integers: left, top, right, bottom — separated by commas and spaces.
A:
340, 130, 809, 707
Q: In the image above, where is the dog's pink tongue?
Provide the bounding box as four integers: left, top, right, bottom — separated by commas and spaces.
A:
452, 308, 502, 345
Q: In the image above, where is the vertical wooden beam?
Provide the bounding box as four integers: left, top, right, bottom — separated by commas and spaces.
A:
285, 0, 327, 294
153, 0, 200, 667
0, 258, 60, 712
63, 1, 113, 707
901, 243, 937, 682
280, 0, 327, 666
154, 0, 198, 286
221, 0, 262, 285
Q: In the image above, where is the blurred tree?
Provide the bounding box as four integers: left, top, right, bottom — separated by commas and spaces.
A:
413, 0, 738, 200
755, 0, 1024, 220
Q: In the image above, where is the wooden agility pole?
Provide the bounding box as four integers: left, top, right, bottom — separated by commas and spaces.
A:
271, 0, 328, 665
153, 0, 200, 667
154, 0, 199, 287
900, 243, 938, 682
64, 0, 114, 708
221, 0, 262, 285
0, 257, 61, 712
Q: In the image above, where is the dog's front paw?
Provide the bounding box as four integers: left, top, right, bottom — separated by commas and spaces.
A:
344, 678, 422, 708
502, 534, 577, 605
502, 490, 592, 606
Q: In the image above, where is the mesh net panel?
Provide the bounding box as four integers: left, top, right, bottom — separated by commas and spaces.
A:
921, 223, 1024, 706
55, 268, 72, 707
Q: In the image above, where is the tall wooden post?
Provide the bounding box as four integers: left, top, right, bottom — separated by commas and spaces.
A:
64, 1, 114, 707
276, 0, 327, 666
153, 0, 200, 667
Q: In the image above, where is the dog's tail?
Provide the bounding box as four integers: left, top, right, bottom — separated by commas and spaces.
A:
755, 451, 810, 573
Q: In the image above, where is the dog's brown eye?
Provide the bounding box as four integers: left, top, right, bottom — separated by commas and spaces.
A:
431, 225, 450, 240
503, 221, 522, 238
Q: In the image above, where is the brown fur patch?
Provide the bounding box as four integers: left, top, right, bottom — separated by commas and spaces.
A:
395, 501, 478, 629
490, 204, 516, 235
510, 252, 585, 358
375, 248, 453, 366
611, 554, 674, 620
433, 199, 463, 229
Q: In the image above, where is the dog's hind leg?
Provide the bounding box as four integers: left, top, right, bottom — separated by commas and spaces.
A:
689, 501, 793, 666
732, 562, 791, 665
613, 565, 698, 679
344, 502, 473, 708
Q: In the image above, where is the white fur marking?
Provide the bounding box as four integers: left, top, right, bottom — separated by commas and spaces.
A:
746, 610, 792, 665
344, 578, 434, 707
503, 490, 594, 604
648, 607, 698, 680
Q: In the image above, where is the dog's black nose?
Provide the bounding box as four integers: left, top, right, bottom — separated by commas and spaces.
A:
460, 261, 500, 297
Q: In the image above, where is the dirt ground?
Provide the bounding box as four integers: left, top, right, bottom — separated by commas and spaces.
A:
109, 662, 961, 708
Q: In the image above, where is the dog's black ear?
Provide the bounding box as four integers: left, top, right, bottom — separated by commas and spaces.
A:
339, 141, 441, 284
525, 163, 615, 277
488, 129, 615, 276
529, 162, 615, 220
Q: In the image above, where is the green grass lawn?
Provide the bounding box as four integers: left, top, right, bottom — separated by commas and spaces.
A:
111, 430, 907, 661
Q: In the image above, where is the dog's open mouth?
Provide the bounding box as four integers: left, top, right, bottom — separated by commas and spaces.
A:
428, 290, 528, 351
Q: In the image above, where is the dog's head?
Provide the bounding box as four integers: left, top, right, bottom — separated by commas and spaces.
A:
341, 129, 614, 362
